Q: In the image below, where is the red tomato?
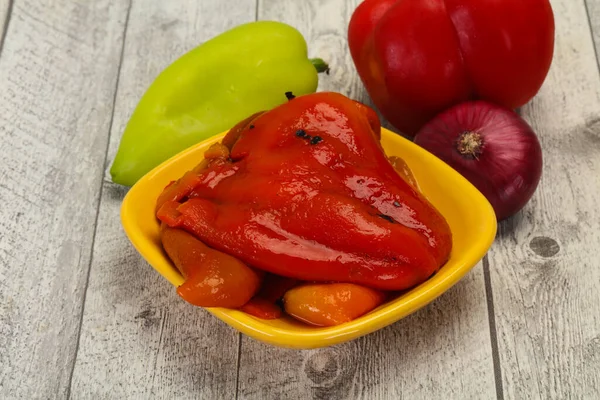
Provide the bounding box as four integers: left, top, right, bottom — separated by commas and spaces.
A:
348, 0, 555, 136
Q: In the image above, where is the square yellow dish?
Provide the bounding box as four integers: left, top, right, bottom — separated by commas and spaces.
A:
121, 127, 497, 349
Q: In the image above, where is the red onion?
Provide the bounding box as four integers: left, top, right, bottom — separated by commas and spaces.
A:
413, 101, 542, 221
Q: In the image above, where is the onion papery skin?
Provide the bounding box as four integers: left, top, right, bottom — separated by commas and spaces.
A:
414, 101, 543, 221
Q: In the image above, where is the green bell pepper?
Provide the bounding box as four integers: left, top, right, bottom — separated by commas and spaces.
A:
110, 21, 328, 186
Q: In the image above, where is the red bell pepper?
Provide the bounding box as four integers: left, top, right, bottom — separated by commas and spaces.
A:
157, 92, 452, 292
348, 0, 555, 136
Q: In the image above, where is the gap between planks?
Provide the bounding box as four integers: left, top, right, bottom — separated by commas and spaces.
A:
584, 0, 600, 74
483, 255, 504, 400
0, 0, 14, 57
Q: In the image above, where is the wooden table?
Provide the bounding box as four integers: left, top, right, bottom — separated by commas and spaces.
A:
1, 0, 599, 398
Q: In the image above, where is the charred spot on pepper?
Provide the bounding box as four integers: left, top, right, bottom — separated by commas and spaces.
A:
285, 91, 296, 100
377, 213, 396, 224
295, 130, 319, 144
249, 124, 255, 130
310, 136, 323, 145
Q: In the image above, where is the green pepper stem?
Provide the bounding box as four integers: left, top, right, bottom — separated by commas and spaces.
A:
310, 58, 330, 74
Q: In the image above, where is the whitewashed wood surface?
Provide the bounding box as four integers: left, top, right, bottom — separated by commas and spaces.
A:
0, 0, 598, 399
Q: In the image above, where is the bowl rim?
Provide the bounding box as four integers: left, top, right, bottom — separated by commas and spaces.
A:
120, 127, 497, 349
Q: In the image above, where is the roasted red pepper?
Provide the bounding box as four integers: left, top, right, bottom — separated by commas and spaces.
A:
283, 283, 387, 327
238, 274, 297, 319
348, 0, 555, 135
160, 225, 262, 308
157, 92, 451, 292
239, 298, 282, 320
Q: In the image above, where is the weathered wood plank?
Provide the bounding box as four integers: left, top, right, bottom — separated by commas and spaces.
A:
69, 1, 256, 398
237, 1, 496, 399
489, 0, 600, 398
0, 0, 129, 398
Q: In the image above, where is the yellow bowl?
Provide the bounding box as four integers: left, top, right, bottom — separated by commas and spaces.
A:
121, 127, 497, 349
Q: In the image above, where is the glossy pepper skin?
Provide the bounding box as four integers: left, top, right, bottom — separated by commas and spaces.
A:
348, 0, 555, 136
160, 225, 262, 308
284, 283, 387, 327
110, 21, 328, 186
157, 92, 452, 291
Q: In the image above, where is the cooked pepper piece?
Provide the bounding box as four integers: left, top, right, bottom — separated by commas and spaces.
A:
283, 283, 386, 326
237, 274, 298, 319
174, 194, 440, 291
155, 171, 202, 214
389, 155, 419, 190
222, 111, 265, 150
160, 227, 262, 308
156, 201, 183, 226
239, 298, 282, 320
157, 92, 452, 292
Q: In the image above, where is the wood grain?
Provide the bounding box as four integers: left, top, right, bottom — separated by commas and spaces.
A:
237, 1, 496, 399
69, 1, 255, 398
489, 0, 600, 398
0, 0, 129, 398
